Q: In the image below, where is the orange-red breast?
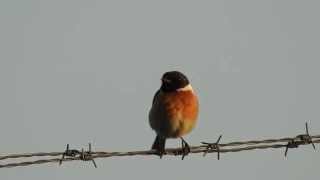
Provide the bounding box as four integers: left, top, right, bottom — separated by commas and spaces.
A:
149, 71, 199, 159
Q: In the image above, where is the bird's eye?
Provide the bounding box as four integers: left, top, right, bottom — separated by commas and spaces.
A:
162, 78, 171, 84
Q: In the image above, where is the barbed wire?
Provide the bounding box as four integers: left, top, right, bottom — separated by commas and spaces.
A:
0, 123, 318, 168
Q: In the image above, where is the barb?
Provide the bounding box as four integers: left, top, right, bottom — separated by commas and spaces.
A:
201, 135, 222, 159
284, 122, 316, 157
59, 144, 80, 165
78, 143, 97, 168
0, 123, 319, 168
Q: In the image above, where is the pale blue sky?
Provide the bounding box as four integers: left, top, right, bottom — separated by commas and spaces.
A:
1, 0, 320, 179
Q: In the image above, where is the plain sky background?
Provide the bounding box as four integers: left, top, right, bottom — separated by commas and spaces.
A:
1, 0, 320, 179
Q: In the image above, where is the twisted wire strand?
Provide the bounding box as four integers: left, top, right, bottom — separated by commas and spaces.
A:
0, 135, 319, 168
216, 135, 320, 147
1, 135, 319, 161
0, 152, 62, 161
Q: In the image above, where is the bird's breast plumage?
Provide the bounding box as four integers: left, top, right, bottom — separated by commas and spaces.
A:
149, 88, 199, 138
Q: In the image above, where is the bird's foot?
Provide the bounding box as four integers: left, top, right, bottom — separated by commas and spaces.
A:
180, 137, 190, 160
156, 148, 165, 159
151, 136, 166, 159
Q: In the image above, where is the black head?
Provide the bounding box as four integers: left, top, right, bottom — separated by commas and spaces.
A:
160, 71, 190, 92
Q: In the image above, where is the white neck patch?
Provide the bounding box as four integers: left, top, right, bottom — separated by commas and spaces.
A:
177, 84, 193, 92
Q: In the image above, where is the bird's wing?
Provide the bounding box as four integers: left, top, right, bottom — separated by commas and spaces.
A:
152, 89, 161, 105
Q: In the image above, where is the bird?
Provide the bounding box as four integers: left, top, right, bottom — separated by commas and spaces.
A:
149, 71, 199, 159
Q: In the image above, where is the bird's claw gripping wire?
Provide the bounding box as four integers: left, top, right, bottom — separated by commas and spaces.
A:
180, 137, 191, 160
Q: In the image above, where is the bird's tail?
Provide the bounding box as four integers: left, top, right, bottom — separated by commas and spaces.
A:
151, 135, 166, 156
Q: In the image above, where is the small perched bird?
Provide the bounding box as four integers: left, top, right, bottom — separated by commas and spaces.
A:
149, 71, 199, 159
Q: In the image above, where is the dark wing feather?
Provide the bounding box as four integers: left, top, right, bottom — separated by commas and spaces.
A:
152, 89, 160, 105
